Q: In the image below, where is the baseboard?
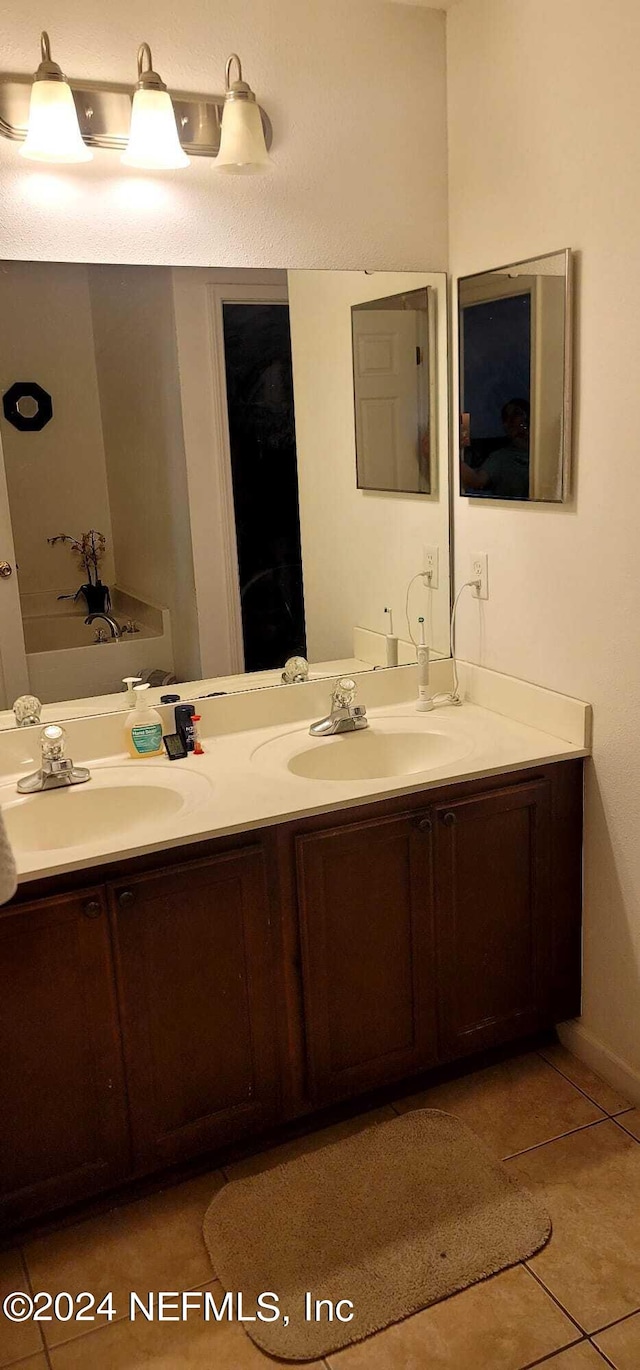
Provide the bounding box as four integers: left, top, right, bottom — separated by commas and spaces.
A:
559, 1019, 640, 1109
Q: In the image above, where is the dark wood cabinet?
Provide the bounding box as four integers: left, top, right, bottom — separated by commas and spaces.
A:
0, 760, 583, 1227
0, 889, 129, 1225
109, 848, 280, 1170
433, 779, 552, 1059
296, 811, 437, 1103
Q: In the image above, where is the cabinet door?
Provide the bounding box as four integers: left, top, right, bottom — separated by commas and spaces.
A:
0, 889, 130, 1225
433, 779, 552, 1059
110, 849, 279, 1170
296, 811, 437, 1104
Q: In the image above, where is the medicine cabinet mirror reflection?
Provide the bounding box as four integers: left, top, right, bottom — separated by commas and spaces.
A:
352, 286, 435, 495
0, 263, 451, 727
458, 249, 572, 503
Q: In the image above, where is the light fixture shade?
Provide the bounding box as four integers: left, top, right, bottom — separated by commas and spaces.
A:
21, 68, 91, 164
122, 87, 189, 169
216, 97, 271, 174
216, 55, 271, 174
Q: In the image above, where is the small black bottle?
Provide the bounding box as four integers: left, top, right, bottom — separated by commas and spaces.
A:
175, 703, 196, 753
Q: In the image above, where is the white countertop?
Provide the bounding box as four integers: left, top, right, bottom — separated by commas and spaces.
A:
1, 670, 590, 883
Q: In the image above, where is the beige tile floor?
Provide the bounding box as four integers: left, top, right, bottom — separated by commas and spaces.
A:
1, 1046, 638, 1369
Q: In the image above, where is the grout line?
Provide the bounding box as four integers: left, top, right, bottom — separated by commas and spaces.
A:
39, 1277, 218, 1353
503, 1116, 611, 1163
535, 1049, 632, 1118
611, 1115, 640, 1145
612, 1106, 635, 1117
18, 1244, 52, 1368
516, 1334, 587, 1370
523, 1263, 586, 1336
588, 1304, 640, 1338
588, 1336, 621, 1368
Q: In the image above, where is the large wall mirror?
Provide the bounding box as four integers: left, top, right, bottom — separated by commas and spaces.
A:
0, 262, 451, 725
458, 249, 572, 503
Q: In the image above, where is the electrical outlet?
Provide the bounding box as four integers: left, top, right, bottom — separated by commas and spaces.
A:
470, 552, 489, 599
423, 545, 439, 589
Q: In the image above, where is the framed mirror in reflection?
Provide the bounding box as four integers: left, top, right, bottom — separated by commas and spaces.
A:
0, 263, 451, 727
458, 249, 572, 503
352, 285, 436, 495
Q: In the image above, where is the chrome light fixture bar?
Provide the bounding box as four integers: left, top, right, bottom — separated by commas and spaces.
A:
0, 39, 273, 161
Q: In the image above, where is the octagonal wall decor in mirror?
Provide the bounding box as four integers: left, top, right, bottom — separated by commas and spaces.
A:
458, 249, 572, 503
0, 262, 451, 728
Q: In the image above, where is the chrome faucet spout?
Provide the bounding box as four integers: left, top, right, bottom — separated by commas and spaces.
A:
85, 612, 121, 639
17, 724, 91, 793
309, 677, 369, 737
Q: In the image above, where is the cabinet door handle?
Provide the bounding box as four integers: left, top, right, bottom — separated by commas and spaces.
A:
415, 816, 432, 833
442, 811, 456, 827
117, 890, 135, 910
84, 899, 102, 919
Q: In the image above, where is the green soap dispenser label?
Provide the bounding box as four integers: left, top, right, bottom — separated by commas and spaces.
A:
131, 723, 163, 754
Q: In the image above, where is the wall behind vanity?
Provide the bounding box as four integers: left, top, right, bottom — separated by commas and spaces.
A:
448, 0, 640, 1092
0, 0, 448, 270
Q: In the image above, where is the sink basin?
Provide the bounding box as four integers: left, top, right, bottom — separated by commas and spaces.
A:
252, 717, 473, 783
1, 764, 212, 854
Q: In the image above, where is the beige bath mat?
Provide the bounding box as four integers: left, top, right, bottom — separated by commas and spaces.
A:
203, 1109, 551, 1361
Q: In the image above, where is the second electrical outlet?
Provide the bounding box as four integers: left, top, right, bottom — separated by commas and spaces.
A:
470, 552, 489, 599
423, 545, 439, 589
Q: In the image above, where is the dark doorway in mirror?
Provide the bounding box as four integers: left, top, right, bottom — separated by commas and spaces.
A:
222, 303, 306, 673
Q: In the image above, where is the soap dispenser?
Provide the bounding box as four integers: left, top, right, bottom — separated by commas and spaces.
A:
123, 676, 143, 706
125, 683, 164, 757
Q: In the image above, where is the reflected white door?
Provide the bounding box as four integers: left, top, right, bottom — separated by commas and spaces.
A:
352, 309, 421, 491
0, 433, 29, 708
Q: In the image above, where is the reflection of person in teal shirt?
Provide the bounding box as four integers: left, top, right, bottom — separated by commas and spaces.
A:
462, 398, 530, 500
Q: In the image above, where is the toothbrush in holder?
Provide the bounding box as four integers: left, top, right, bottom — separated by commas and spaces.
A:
416, 616, 434, 711
383, 607, 398, 667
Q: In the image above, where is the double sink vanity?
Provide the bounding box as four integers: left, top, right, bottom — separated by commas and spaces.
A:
0, 661, 590, 1228
0, 252, 582, 1229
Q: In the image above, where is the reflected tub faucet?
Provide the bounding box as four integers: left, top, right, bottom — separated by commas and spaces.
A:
85, 612, 121, 640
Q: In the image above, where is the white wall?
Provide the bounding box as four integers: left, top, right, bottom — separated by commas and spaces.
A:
447, 0, 640, 1088
89, 266, 201, 680
0, 0, 447, 272
289, 270, 451, 660
0, 261, 115, 602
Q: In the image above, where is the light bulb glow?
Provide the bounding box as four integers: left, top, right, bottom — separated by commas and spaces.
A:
20, 79, 92, 164
122, 88, 189, 170
216, 98, 271, 174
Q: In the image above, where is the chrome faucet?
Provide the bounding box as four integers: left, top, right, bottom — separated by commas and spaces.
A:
17, 724, 91, 793
85, 612, 121, 639
309, 677, 368, 737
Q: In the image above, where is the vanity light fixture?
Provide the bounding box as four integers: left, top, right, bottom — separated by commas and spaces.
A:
20, 32, 92, 164
0, 38, 273, 167
121, 44, 189, 171
216, 54, 272, 174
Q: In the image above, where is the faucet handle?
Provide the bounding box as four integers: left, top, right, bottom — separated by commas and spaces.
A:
42, 724, 66, 761
332, 677, 357, 708
13, 694, 42, 727
282, 656, 309, 684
